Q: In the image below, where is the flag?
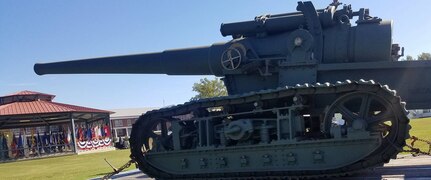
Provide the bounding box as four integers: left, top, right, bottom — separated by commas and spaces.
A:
61, 130, 65, 145
75, 126, 79, 139
26, 136, 31, 156
99, 125, 103, 139
58, 132, 63, 151
49, 132, 54, 145
2, 135, 9, 159
37, 131, 43, 154
67, 127, 71, 145
62, 127, 67, 144
54, 132, 59, 151
43, 132, 50, 153
86, 128, 92, 140
37, 131, 41, 153
58, 126, 63, 146
43, 132, 50, 146
91, 126, 96, 140
30, 129, 36, 153
51, 132, 56, 145
22, 131, 29, 157
11, 135, 18, 158
56, 132, 61, 150
0, 134, 4, 159
93, 125, 98, 139
105, 125, 111, 137
100, 125, 106, 138
55, 132, 59, 145
27, 134, 31, 148
79, 127, 84, 141
18, 133, 23, 157
49, 132, 55, 153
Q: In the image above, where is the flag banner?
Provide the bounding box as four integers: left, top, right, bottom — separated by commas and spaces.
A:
77, 137, 111, 150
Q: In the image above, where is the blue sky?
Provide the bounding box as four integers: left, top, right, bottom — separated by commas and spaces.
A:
1, 0, 430, 110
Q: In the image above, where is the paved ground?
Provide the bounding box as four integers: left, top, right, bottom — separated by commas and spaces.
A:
104, 155, 431, 180
348, 155, 431, 179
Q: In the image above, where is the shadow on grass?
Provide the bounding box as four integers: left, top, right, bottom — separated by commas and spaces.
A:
95, 172, 109, 176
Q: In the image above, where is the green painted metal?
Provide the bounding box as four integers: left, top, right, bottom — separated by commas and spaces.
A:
128, 80, 409, 179
147, 136, 381, 174
34, 1, 425, 179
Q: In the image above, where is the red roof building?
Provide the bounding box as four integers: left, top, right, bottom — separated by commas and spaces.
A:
0, 91, 113, 160
0, 90, 112, 129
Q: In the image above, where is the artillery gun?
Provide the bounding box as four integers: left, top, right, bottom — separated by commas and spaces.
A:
34, 1, 431, 179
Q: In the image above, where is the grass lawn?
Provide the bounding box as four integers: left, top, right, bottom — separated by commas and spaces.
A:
0, 149, 134, 180
405, 117, 431, 153
0, 118, 429, 180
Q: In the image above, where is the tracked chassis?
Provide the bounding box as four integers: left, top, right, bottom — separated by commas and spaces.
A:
130, 80, 410, 179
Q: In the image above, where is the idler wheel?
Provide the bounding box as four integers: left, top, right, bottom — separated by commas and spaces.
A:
323, 92, 399, 143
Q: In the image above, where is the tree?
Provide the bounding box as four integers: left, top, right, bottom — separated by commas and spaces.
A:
191, 78, 227, 100
405, 55, 414, 61
417, 52, 431, 60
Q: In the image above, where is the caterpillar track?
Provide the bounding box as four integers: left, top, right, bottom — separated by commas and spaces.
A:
130, 80, 410, 179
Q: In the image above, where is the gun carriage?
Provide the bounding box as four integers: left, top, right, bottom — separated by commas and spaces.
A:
35, 1, 431, 179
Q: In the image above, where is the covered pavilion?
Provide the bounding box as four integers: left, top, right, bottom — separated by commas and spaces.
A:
0, 90, 113, 160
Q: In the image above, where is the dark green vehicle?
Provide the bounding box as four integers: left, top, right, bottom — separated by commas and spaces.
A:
34, 1, 431, 179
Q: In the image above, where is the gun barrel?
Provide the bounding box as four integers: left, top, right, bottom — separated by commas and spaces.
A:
34, 45, 224, 76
